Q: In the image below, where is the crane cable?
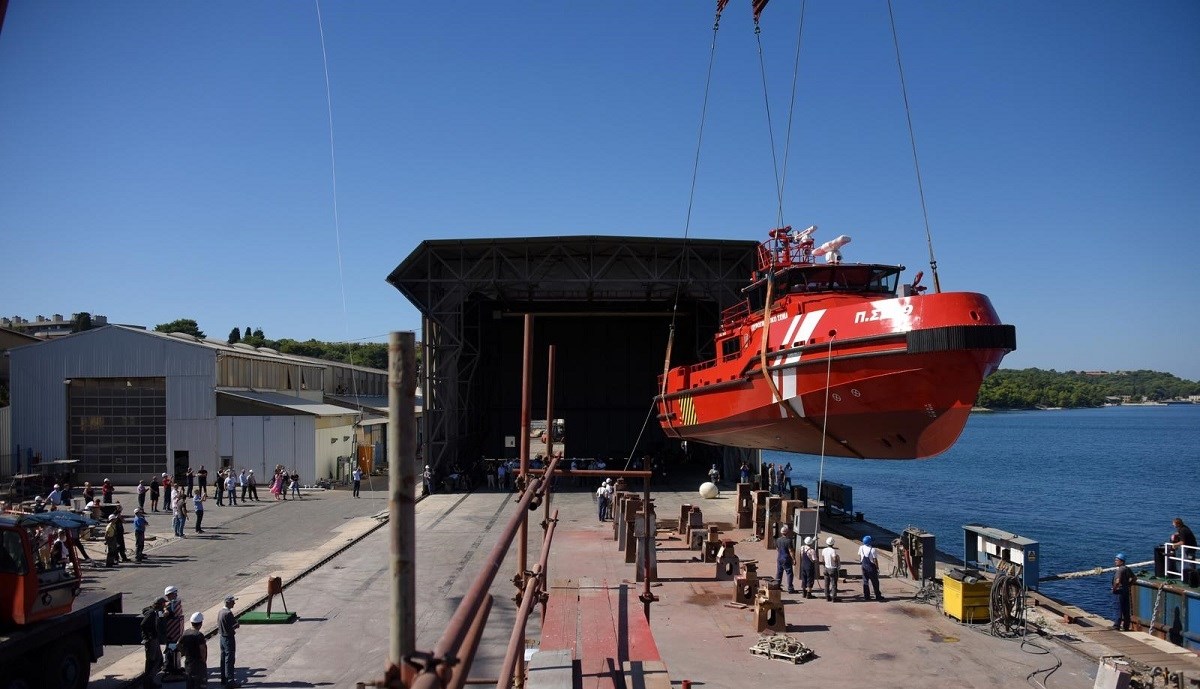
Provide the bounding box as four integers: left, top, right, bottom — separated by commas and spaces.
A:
776, 0, 809, 227
887, 0, 942, 294
644, 1, 728, 462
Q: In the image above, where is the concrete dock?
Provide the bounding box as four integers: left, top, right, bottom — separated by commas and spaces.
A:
80, 477, 1196, 688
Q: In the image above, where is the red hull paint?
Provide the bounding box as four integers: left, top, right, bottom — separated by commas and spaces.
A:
657, 233, 1014, 459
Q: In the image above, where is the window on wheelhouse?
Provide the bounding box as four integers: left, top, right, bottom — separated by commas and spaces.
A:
787, 265, 902, 295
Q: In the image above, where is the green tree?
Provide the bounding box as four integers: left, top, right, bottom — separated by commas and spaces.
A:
154, 319, 205, 338
228, 327, 241, 344
244, 327, 252, 341
70, 312, 94, 333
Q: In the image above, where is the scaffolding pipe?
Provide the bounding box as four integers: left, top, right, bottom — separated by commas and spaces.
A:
496, 509, 559, 689
518, 314, 533, 581
542, 344, 556, 537
407, 468, 550, 688
416, 593, 494, 689
386, 332, 417, 684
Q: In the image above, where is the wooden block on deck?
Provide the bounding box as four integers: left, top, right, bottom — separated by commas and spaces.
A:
621, 660, 671, 689
540, 578, 580, 653
526, 649, 574, 689
579, 578, 619, 689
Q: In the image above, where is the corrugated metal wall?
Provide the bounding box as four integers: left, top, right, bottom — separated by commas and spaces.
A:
0, 406, 12, 478
10, 327, 217, 482
217, 415, 317, 481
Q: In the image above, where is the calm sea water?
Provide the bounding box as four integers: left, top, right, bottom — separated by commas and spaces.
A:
767, 405, 1200, 617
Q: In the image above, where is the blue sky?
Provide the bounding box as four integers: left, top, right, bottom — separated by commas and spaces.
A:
2, 1, 1197, 379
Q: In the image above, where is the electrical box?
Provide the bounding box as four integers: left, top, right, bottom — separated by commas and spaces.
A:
902, 527, 937, 581
792, 508, 819, 542
963, 523, 1039, 591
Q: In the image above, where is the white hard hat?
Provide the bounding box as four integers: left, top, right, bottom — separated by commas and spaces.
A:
190, 612, 204, 624
804, 536, 814, 546
164, 585, 178, 596
825, 537, 835, 546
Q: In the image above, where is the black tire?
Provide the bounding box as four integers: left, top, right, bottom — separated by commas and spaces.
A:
41, 634, 91, 689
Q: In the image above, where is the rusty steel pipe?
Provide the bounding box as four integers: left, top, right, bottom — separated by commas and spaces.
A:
418, 471, 549, 680
643, 475, 653, 620
410, 593, 494, 689
525, 468, 651, 481
542, 344, 556, 537
496, 508, 559, 689
518, 314, 533, 585
497, 569, 541, 689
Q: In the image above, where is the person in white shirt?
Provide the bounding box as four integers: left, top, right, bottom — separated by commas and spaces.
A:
596, 481, 609, 522
821, 537, 841, 602
857, 535, 885, 601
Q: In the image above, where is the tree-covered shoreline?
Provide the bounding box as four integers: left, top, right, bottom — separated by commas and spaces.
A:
976, 368, 1200, 409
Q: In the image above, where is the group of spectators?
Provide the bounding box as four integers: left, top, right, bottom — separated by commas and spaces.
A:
141, 585, 243, 688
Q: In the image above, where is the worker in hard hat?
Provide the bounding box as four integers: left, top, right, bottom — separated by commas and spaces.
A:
821, 537, 841, 602
858, 535, 885, 601
799, 536, 819, 599
177, 612, 208, 689
776, 524, 797, 594
162, 585, 185, 675
1110, 553, 1136, 631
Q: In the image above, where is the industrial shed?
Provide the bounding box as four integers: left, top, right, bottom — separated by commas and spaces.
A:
387, 235, 759, 471
7, 326, 363, 484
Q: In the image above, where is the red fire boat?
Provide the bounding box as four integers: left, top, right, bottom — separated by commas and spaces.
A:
656, 226, 1016, 459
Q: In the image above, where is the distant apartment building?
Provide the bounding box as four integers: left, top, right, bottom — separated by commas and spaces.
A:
0, 313, 110, 338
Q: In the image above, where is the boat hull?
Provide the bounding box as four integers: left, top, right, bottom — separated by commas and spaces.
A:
658, 291, 1015, 459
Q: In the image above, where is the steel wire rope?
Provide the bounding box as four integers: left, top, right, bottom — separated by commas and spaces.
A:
635, 3, 728, 470
314, 0, 359, 399
775, 0, 809, 228
753, 23, 786, 224
887, 0, 941, 294
812, 336, 834, 547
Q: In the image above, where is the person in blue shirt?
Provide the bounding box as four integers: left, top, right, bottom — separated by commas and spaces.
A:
192, 489, 206, 534
133, 507, 150, 561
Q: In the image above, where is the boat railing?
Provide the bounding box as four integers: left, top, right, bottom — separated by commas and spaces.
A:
720, 301, 750, 328
1162, 542, 1198, 581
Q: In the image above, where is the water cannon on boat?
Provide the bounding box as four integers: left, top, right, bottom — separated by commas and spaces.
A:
813, 234, 851, 264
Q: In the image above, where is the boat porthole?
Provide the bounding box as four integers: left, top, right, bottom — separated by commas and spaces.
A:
896, 434, 907, 444
880, 438, 893, 448
827, 329, 837, 337
851, 389, 861, 397
969, 310, 980, 321
832, 393, 842, 402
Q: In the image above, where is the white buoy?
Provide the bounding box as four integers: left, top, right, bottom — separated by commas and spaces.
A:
698, 482, 719, 499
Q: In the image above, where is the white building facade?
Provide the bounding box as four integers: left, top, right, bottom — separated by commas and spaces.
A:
8, 326, 362, 484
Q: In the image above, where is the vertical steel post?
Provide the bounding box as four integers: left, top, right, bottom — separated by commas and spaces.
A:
516, 315, 533, 688
543, 345, 556, 528
388, 332, 418, 683
643, 477, 652, 620
518, 315, 533, 576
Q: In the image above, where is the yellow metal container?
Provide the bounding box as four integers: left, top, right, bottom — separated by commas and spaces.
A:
943, 575, 991, 623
